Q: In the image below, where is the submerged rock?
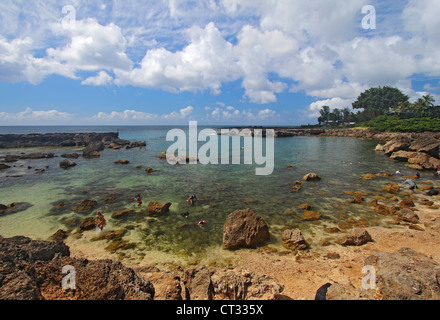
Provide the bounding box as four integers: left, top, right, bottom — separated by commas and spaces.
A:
222, 208, 270, 250
72, 199, 97, 213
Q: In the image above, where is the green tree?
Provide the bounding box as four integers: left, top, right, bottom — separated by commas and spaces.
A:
319, 106, 330, 125
352, 86, 409, 120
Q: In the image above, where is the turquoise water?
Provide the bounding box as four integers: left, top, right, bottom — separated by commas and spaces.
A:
0, 126, 433, 264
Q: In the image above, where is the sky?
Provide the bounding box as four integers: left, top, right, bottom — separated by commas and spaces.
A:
0, 0, 439, 126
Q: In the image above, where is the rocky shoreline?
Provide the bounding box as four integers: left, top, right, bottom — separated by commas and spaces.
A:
1, 129, 440, 300
274, 128, 440, 171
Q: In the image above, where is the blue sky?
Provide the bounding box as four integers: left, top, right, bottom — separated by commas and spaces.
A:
0, 0, 439, 126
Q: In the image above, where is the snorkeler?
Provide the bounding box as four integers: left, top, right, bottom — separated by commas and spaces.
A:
181, 212, 190, 218
186, 194, 197, 205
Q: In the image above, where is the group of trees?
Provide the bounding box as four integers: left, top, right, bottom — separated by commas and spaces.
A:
317, 86, 440, 127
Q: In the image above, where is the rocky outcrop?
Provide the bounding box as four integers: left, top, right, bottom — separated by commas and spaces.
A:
0, 132, 119, 149
0, 235, 154, 300
327, 248, 440, 300
222, 209, 270, 250
375, 132, 440, 170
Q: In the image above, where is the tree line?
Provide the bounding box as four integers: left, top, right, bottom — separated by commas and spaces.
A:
317, 86, 440, 126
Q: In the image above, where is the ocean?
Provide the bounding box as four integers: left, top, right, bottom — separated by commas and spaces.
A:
0, 125, 430, 266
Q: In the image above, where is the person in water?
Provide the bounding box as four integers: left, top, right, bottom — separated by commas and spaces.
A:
95, 211, 106, 231
400, 179, 418, 193
135, 193, 142, 207
187, 194, 197, 205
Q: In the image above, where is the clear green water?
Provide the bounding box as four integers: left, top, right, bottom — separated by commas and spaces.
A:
0, 126, 434, 265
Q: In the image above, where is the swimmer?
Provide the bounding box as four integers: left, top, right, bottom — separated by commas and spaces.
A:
95, 211, 106, 231
135, 193, 142, 207
186, 194, 197, 205
396, 169, 402, 175
198, 220, 206, 226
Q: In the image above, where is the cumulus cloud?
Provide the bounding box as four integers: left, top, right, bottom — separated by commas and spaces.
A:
0, 107, 74, 124
115, 22, 239, 94
81, 71, 113, 86
1, 0, 440, 122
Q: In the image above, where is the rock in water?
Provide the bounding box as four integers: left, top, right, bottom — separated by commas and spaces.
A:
72, 199, 97, 213
146, 201, 172, 216
59, 159, 77, 169
222, 208, 270, 250
303, 172, 321, 181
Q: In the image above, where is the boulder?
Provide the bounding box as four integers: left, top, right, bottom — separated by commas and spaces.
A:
399, 199, 415, 209
409, 135, 440, 158
59, 159, 77, 169
211, 269, 284, 300
183, 267, 214, 300
146, 201, 172, 216
382, 182, 400, 194
282, 229, 309, 251
382, 136, 411, 155
72, 199, 97, 213
303, 172, 321, 181
397, 208, 419, 224
222, 208, 270, 250
341, 229, 373, 246
362, 248, 440, 300
374, 204, 397, 216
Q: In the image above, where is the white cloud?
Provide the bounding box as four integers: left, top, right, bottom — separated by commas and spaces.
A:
1, 0, 440, 118
163, 106, 194, 120
115, 22, 240, 94
81, 71, 113, 86
89, 110, 158, 122
308, 98, 352, 119
48, 18, 133, 73
0, 107, 74, 124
